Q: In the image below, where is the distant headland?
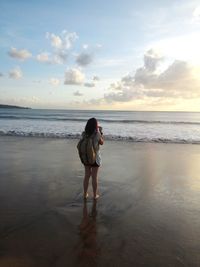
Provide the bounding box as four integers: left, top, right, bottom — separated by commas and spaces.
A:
0, 104, 31, 109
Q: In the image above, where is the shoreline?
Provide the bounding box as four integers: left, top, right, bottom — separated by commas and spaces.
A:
1, 134, 200, 145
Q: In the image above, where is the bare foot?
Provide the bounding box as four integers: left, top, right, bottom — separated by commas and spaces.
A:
94, 194, 99, 200
83, 193, 89, 199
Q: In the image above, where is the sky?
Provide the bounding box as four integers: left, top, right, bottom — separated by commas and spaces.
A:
0, 0, 200, 111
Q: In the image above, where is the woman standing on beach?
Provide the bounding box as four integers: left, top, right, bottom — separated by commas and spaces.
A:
78, 118, 104, 200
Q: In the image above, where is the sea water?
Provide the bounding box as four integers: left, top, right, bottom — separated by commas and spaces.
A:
1, 109, 200, 144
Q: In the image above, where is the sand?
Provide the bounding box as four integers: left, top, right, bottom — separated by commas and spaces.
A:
0, 136, 200, 266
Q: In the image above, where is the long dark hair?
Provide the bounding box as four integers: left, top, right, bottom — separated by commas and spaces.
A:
85, 117, 98, 136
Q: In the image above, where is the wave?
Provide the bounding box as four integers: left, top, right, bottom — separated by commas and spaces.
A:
1, 115, 200, 125
0, 115, 87, 122
0, 130, 200, 144
0, 130, 81, 139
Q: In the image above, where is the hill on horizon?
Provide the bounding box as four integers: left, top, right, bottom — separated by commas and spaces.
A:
0, 104, 30, 109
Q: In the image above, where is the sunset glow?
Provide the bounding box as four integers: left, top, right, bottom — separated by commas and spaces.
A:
0, 0, 200, 110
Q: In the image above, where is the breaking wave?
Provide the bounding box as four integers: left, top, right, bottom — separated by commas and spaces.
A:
0, 130, 200, 144
1, 115, 200, 125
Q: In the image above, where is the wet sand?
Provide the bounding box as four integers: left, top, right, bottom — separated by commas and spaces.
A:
0, 136, 200, 267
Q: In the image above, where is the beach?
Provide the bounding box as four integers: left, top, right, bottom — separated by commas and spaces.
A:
0, 136, 200, 267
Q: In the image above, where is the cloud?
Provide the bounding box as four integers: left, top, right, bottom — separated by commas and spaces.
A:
155, 60, 192, 90
43, 30, 78, 64
93, 75, 100, 81
143, 49, 163, 72
46, 30, 78, 50
53, 50, 68, 64
103, 49, 200, 103
70, 97, 105, 108
0, 72, 3, 77
64, 68, 85, 85
104, 83, 142, 103
76, 52, 93, 66
9, 67, 23, 79
8, 47, 32, 60
49, 78, 60, 86
74, 90, 83, 96
36, 52, 67, 64
84, 82, 95, 87
83, 98, 105, 106
37, 31, 78, 65
47, 33, 62, 48
30, 96, 40, 103
36, 52, 50, 63
193, 6, 200, 22
136, 60, 200, 97
83, 44, 89, 49
83, 75, 100, 87
38, 30, 95, 66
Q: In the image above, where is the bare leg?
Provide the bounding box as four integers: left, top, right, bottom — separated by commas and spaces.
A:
83, 166, 91, 198
91, 167, 99, 199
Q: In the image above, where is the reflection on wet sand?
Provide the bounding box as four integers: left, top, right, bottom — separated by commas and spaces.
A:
76, 200, 100, 267
1, 137, 200, 266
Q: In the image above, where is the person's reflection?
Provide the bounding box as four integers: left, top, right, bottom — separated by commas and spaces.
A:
78, 200, 100, 266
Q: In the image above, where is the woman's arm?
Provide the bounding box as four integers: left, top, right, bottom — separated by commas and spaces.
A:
99, 135, 104, 145
98, 126, 104, 145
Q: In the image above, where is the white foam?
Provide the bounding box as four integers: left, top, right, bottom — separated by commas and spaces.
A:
1, 130, 200, 144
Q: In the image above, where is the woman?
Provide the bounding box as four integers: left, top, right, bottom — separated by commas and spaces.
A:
81, 117, 104, 200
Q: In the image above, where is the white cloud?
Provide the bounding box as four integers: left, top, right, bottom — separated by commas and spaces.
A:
49, 78, 60, 86
74, 90, 83, 96
36, 52, 67, 64
64, 68, 85, 85
40, 30, 78, 65
104, 84, 142, 103
83, 44, 89, 49
193, 6, 200, 21
103, 49, 200, 103
150, 33, 200, 64
82, 98, 105, 106
38, 30, 95, 66
47, 33, 62, 48
53, 51, 68, 64
76, 52, 93, 66
83, 75, 100, 88
36, 52, 50, 63
135, 60, 200, 97
62, 30, 78, 49
9, 67, 23, 79
93, 75, 100, 81
30, 96, 40, 103
84, 82, 95, 87
8, 47, 32, 60
143, 49, 163, 72
46, 30, 78, 50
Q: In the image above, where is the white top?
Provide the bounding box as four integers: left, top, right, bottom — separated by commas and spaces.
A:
93, 131, 102, 166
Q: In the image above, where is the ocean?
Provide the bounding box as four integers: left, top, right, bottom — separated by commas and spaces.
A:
1, 109, 200, 144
